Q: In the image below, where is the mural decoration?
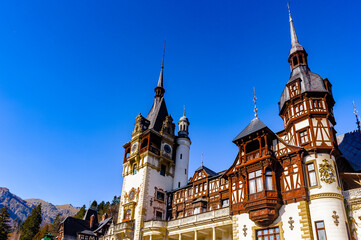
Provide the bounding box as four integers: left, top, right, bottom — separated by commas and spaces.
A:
319, 159, 336, 184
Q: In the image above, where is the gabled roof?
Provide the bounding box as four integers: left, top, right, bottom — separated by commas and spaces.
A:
195, 165, 217, 177
146, 97, 168, 132
233, 118, 268, 142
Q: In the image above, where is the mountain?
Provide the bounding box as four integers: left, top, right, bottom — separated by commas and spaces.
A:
0, 187, 79, 227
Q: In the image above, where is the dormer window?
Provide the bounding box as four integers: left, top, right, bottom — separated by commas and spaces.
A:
249, 170, 263, 194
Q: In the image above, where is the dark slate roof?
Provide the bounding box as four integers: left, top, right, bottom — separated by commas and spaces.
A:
195, 165, 217, 177
337, 130, 361, 172
279, 65, 329, 111
146, 97, 168, 132
233, 118, 268, 142
79, 230, 96, 236
83, 209, 98, 226
62, 217, 91, 238
93, 217, 112, 233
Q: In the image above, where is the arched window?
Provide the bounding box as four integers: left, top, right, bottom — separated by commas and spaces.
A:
293, 56, 298, 66
180, 154, 183, 159
299, 55, 304, 64
133, 164, 137, 175
124, 209, 131, 220
265, 169, 273, 190
125, 149, 130, 158
141, 139, 148, 149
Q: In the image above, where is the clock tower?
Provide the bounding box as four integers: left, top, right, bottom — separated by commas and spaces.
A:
117, 47, 180, 239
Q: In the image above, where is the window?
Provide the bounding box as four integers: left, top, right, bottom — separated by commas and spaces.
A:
180, 154, 183, 159
256, 226, 280, 240
195, 185, 198, 193
194, 207, 200, 214
315, 221, 327, 240
124, 209, 131, 220
178, 182, 180, 188
265, 170, 273, 190
132, 164, 137, 175
199, 184, 203, 192
188, 188, 192, 196
221, 178, 225, 185
155, 211, 163, 220
160, 164, 166, 176
156, 191, 165, 201
294, 103, 304, 114
299, 55, 304, 64
293, 56, 298, 66
300, 130, 309, 144
185, 169, 187, 175
307, 163, 318, 187
204, 182, 207, 190
313, 99, 323, 109
222, 199, 229, 208
249, 170, 263, 194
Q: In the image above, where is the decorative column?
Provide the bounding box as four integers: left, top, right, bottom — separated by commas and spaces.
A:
149, 235, 152, 240
194, 230, 197, 240
178, 233, 182, 240
213, 227, 216, 240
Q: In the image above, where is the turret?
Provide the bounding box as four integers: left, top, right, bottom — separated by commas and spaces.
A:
173, 110, 191, 189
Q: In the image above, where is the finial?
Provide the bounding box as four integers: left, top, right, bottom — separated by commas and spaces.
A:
253, 88, 258, 119
287, 2, 291, 21
288, 2, 299, 47
183, 105, 186, 116
353, 101, 361, 131
201, 152, 203, 167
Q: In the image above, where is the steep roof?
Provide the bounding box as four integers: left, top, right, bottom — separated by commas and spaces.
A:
233, 118, 268, 142
337, 130, 361, 172
146, 97, 168, 132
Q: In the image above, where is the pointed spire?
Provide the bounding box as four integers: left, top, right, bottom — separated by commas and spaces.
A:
183, 105, 186, 117
201, 152, 204, 167
288, 3, 299, 47
353, 101, 361, 131
154, 41, 166, 98
253, 88, 258, 119
157, 41, 166, 88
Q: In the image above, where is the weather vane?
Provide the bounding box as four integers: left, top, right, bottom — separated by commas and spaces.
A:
353, 101, 360, 131
253, 88, 258, 119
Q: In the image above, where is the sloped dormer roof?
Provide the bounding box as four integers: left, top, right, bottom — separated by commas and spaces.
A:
233, 118, 268, 142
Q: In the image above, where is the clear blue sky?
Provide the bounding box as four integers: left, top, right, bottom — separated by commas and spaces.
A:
0, 0, 360, 207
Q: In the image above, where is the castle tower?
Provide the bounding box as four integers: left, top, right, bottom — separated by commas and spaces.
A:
117, 45, 177, 239
173, 109, 191, 189
278, 6, 349, 239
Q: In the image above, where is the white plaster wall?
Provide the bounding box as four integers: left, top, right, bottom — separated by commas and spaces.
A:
309, 198, 348, 240
234, 213, 255, 240
295, 119, 308, 131
173, 138, 191, 190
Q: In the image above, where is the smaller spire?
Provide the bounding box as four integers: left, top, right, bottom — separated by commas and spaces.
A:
353, 101, 361, 131
183, 105, 186, 117
253, 88, 258, 119
201, 152, 204, 167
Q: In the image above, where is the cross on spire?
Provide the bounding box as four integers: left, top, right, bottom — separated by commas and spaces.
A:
353, 101, 360, 131
253, 88, 258, 119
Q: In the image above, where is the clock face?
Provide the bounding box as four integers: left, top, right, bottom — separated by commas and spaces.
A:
129, 190, 135, 200
164, 144, 172, 154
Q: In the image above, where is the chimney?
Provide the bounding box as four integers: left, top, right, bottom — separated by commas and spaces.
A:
102, 213, 108, 221
90, 215, 95, 229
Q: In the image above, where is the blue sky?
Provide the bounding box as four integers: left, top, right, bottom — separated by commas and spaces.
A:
0, 0, 360, 207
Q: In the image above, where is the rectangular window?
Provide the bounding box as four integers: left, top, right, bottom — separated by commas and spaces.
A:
256, 226, 280, 240
249, 170, 263, 194
199, 184, 203, 191
315, 221, 327, 240
313, 99, 323, 109
307, 163, 318, 187
204, 182, 207, 190
156, 211, 163, 220
265, 170, 273, 190
185, 169, 187, 175
156, 191, 165, 201
194, 207, 200, 214
195, 185, 198, 193
222, 199, 229, 208
294, 102, 304, 114
300, 130, 309, 144
160, 164, 166, 176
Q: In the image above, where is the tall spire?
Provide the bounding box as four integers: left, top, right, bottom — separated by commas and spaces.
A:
288, 3, 299, 47
155, 41, 166, 98
253, 88, 258, 119
353, 101, 361, 131
157, 41, 166, 88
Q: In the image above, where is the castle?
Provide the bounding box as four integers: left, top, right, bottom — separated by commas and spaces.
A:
102, 7, 360, 240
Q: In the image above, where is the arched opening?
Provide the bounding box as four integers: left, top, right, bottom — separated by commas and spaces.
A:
246, 140, 260, 153
132, 164, 137, 175
141, 139, 148, 149
125, 149, 130, 158
293, 56, 298, 66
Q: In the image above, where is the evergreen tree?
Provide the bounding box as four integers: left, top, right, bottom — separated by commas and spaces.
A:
20, 204, 42, 240
74, 205, 86, 219
111, 196, 120, 206
49, 214, 63, 236
0, 206, 12, 240
32, 224, 48, 240
90, 201, 98, 210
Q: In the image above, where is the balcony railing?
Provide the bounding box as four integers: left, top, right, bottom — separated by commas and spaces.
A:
143, 221, 167, 229
168, 208, 230, 228
245, 147, 269, 161
114, 220, 134, 232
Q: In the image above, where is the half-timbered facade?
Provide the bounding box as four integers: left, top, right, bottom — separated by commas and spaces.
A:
103, 7, 357, 240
